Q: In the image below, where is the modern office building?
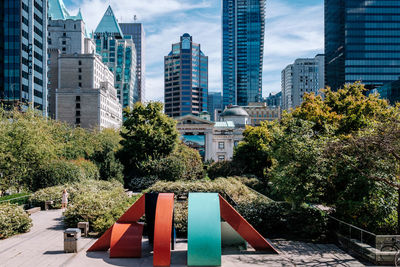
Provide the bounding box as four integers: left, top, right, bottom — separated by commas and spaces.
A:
263, 92, 282, 107
164, 33, 208, 117
370, 78, 400, 105
0, 0, 48, 114
94, 6, 137, 110
119, 23, 145, 102
56, 53, 122, 129
325, 0, 400, 91
281, 55, 325, 110
222, 0, 266, 108
207, 92, 222, 121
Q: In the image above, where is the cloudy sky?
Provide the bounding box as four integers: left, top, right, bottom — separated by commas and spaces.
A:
64, 0, 324, 102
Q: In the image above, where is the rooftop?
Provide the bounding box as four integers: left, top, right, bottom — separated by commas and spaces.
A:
220, 106, 249, 117
95, 6, 124, 37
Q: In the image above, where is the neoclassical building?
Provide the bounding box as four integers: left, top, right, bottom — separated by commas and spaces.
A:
176, 106, 249, 161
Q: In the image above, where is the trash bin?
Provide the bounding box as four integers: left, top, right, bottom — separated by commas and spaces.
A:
64, 228, 81, 253
77, 222, 89, 237
45, 200, 53, 210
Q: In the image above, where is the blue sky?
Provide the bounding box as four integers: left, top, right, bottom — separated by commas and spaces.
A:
64, 0, 324, 102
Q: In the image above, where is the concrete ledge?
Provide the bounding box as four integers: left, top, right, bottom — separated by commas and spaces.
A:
26, 207, 41, 215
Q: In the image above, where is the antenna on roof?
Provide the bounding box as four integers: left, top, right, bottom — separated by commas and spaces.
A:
134, 15, 137, 22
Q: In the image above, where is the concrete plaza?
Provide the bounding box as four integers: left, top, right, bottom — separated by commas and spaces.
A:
0, 209, 366, 266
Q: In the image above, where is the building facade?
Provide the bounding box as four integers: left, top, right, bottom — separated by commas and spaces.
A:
94, 6, 137, 110
164, 33, 208, 118
47, 0, 95, 118
325, 0, 400, 91
119, 23, 145, 102
176, 106, 249, 161
0, 0, 48, 114
281, 54, 325, 110
222, 0, 266, 108
55, 53, 122, 129
242, 102, 281, 126
207, 92, 222, 121
263, 92, 282, 107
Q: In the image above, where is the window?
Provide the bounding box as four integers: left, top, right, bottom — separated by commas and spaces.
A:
75, 118, 80, 124
78, 75, 81, 80
76, 103, 80, 109
76, 96, 80, 101
78, 82, 82, 87
78, 60, 82, 65
218, 155, 225, 161
63, 32, 66, 36
62, 40, 66, 45
62, 47, 66, 52
76, 111, 80, 116
218, 142, 225, 149
78, 68, 82, 73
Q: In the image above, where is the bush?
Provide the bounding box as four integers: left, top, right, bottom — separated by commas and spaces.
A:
64, 189, 140, 235
30, 180, 122, 209
128, 176, 159, 192
30, 159, 97, 191
0, 203, 32, 239
147, 177, 328, 240
207, 161, 240, 179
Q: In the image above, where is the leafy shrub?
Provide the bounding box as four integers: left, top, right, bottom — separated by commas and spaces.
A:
147, 178, 328, 240
207, 161, 240, 179
0, 203, 32, 239
64, 190, 140, 235
30, 180, 122, 209
128, 176, 159, 192
30, 159, 95, 191
71, 158, 100, 180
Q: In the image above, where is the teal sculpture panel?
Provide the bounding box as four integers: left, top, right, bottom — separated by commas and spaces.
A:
187, 193, 221, 266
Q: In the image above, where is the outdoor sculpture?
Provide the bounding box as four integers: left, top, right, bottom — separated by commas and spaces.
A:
87, 192, 278, 267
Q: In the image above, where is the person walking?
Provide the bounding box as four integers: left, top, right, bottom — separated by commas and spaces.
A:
62, 189, 69, 209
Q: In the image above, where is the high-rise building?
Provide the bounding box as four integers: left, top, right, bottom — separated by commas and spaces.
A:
119, 23, 145, 102
222, 0, 266, 108
207, 92, 222, 121
55, 53, 122, 129
94, 6, 137, 110
0, 0, 48, 114
263, 92, 282, 107
164, 33, 208, 117
281, 54, 325, 110
47, 0, 95, 118
325, 0, 400, 91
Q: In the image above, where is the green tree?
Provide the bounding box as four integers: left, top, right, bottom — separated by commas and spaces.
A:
118, 102, 179, 181
269, 119, 328, 207
233, 124, 273, 179
291, 82, 395, 135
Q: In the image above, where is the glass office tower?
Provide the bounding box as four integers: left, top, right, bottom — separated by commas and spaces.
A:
94, 6, 137, 109
222, 0, 265, 108
164, 33, 208, 118
119, 23, 145, 102
325, 0, 400, 90
0, 0, 47, 114
207, 92, 222, 121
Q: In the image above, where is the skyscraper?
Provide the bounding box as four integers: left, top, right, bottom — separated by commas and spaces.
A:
207, 92, 222, 121
0, 0, 48, 114
164, 33, 208, 117
281, 55, 325, 110
94, 6, 137, 110
119, 23, 145, 102
325, 0, 400, 91
222, 0, 266, 108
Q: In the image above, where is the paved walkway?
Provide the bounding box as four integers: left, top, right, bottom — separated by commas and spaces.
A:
0, 210, 366, 267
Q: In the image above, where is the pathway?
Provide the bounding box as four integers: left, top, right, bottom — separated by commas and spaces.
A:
0, 210, 367, 266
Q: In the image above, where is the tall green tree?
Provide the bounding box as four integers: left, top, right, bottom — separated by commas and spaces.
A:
118, 102, 179, 180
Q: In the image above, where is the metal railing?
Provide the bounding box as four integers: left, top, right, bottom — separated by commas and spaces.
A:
0, 194, 31, 205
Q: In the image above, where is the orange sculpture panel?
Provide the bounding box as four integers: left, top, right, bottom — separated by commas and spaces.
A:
153, 193, 174, 267
110, 222, 144, 258
219, 194, 278, 253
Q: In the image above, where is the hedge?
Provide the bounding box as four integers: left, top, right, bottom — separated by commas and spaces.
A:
0, 203, 32, 239
30, 180, 122, 209
147, 177, 328, 240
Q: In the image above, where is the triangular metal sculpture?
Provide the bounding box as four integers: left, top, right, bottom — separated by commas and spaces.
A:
88, 192, 278, 267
